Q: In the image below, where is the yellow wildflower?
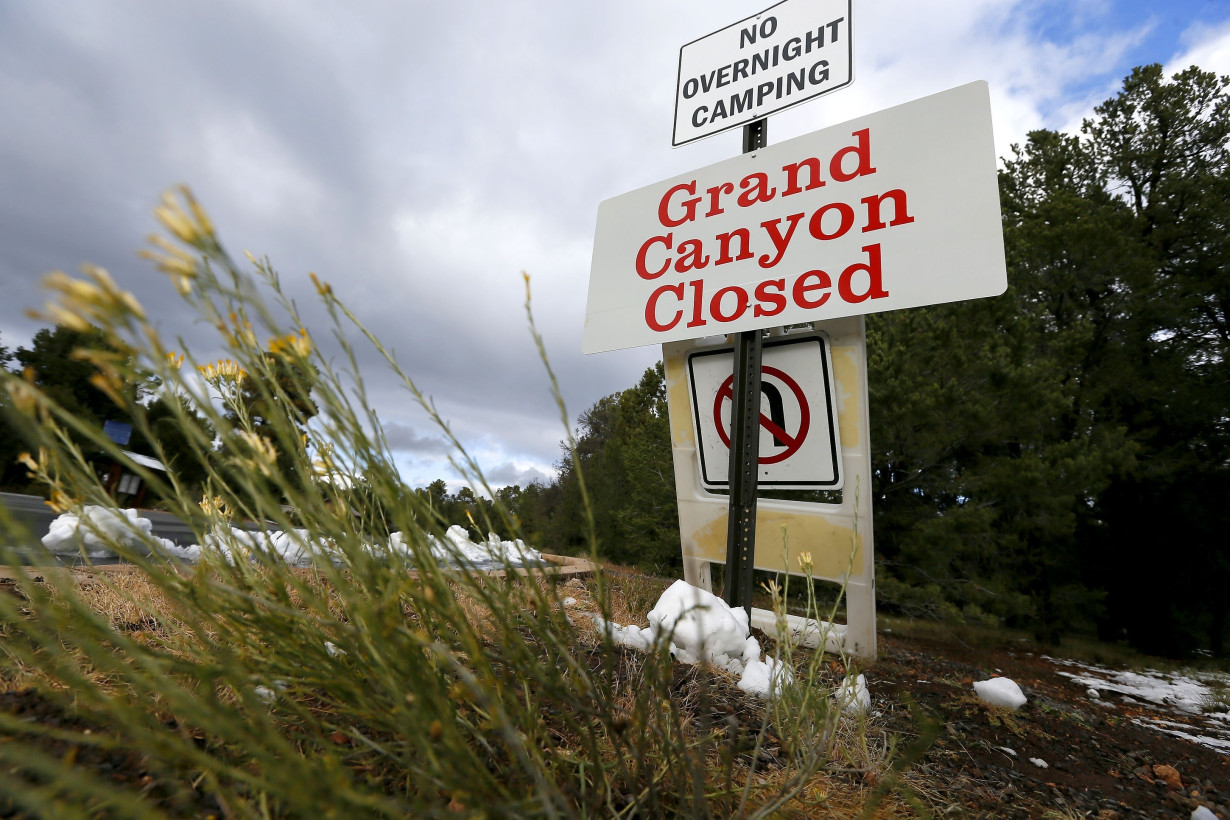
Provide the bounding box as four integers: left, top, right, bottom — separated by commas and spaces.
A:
140, 234, 198, 294
153, 186, 214, 246
16, 450, 43, 475
31, 302, 92, 333
199, 494, 232, 518
5, 372, 40, 415
30, 265, 144, 334
45, 489, 76, 514
221, 312, 258, 349
268, 328, 311, 359
235, 431, 278, 477
197, 359, 247, 385
310, 271, 332, 298
796, 551, 814, 574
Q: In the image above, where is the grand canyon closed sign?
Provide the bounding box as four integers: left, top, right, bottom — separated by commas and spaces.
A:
583, 81, 1008, 355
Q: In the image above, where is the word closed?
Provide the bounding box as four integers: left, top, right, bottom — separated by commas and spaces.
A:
584, 81, 1007, 355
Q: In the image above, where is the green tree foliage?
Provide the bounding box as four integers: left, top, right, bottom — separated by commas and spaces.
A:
14, 325, 146, 426
1, 325, 151, 493
1076, 65, 1230, 655
543, 363, 678, 571
411, 478, 510, 542
133, 392, 217, 498
214, 343, 321, 500
0, 332, 23, 489
872, 64, 1230, 655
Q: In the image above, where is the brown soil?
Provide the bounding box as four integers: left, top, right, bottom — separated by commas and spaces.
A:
2, 567, 1227, 818
868, 630, 1230, 818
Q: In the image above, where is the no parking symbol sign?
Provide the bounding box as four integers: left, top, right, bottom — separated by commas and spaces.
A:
687, 332, 842, 490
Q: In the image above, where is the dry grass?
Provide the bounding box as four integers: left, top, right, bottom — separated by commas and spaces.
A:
1, 560, 927, 818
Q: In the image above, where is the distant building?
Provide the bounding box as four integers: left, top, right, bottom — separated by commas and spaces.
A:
98, 450, 166, 507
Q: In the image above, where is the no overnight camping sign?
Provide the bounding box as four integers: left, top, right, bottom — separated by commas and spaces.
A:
583, 81, 1008, 355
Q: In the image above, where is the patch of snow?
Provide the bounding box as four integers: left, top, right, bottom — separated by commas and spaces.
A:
1048, 656, 1230, 755
592, 581, 873, 710
738, 656, 794, 697
562, 597, 577, 606
997, 746, 1017, 757
1193, 806, 1219, 820
1029, 757, 1048, 768
837, 673, 870, 714
42, 506, 170, 557
648, 580, 751, 663
593, 581, 805, 699
1132, 717, 1230, 753
592, 615, 656, 653
973, 677, 1027, 710
1048, 656, 1214, 715
39, 508, 542, 570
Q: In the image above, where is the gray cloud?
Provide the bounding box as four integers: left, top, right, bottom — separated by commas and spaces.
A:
484, 462, 556, 490
3, 0, 1227, 490
379, 422, 451, 456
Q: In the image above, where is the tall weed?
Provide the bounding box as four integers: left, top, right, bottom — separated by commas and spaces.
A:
0, 188, 898, 818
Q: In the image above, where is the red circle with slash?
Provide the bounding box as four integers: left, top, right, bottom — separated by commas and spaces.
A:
713, 365, 810, 464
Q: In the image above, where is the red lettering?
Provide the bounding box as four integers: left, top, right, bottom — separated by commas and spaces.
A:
808, 202, 855, 241
635, 233, 673, 280
753, 279, 787, 317
645, 282, 684, 331
792, 269, 832, 309
658, 181, 701, 227
838, 245, 889, 303
711, 286, 748, 322
782, 157, 825, 196
861, 189, 914, 231
830, 128, 876, 182
705, 182, 735, 217
716, 228, 753, 265
687, 279, 707, 328
736, 172, 776, 207
674, 238, 709, 273
759, 213, 805, 268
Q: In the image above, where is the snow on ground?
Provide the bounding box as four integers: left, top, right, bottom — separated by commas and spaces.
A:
38, 507, 542, 570
1048, 656, 1230, 754
594, 579, 872, 702
43, 506, 180, 558
973, 677, 1028, 710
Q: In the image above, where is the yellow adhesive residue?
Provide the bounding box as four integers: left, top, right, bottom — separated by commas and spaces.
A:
663, 349, 696, 447
687, 508, 864, 583
830, 346, 862, 449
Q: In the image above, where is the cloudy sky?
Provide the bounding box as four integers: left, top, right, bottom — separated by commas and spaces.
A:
2, 0, 1228, 492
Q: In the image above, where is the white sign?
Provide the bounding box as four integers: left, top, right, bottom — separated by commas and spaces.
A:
688, 333, 842, 489
674, 0, 853, 146
584, 81, 1007, 355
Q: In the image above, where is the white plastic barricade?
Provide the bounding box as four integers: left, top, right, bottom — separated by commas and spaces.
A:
662, 315, 876, 658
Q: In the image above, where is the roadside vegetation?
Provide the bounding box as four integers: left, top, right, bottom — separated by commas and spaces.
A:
0, 187, 919, 818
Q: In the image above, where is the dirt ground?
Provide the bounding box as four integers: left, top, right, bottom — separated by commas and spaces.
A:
865, 630, 1230, 819
2, 567, 1228, 818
